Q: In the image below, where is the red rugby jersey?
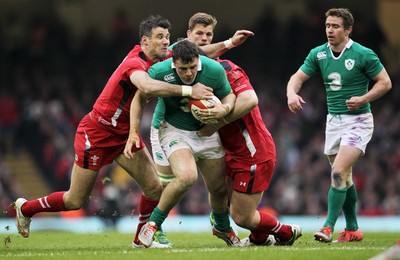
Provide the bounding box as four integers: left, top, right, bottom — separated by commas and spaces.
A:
92, 45, 172, 135
217, 59, 276, 164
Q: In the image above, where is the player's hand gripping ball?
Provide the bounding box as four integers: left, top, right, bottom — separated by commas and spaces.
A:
189, 95, 221, 124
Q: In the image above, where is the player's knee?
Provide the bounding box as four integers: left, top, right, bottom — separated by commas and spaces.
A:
209, 184, 227, 198
176, 174, 197, 190
331, 171, 345, 188
143, 182, 163, 200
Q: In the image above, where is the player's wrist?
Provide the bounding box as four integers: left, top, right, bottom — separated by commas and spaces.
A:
182, 85, 192, 96
224, 38, 235, 49
130, 127, 139, 133
223, 104, 232, 114
221, 117, 230, 125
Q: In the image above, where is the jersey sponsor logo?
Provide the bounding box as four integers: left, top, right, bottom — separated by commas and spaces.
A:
317, 51, 327, 60
155, 152, 164, 160
345, 59, 355, 70
164, 73, 175, 82
169, 140, 178, 148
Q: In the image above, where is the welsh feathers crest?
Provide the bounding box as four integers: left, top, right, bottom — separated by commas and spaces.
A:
345, 59, 355, 70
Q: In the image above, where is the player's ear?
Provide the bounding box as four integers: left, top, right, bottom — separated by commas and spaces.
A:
141, 36, 149, 46
346, 26, 352, 36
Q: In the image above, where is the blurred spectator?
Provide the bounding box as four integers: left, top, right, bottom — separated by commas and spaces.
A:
0, 90, 20, 153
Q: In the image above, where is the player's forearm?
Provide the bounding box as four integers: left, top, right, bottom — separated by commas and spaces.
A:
201, 41, 231, 59
203, 30, 254, 58
131, 71, 191, 98
364, 69, 392, 103
286, 77, 303, 97
224, 91, 257, 123
140, 79, 187, 97
221, 93, 236, 114
364, 80, 392, 103
287, 70, 308, 97
129, 91, 147, 133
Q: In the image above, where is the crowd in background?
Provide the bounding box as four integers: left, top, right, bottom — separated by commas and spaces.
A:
1, 6, 399, 225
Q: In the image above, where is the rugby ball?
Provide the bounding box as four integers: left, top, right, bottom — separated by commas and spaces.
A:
189, 95, 221, 124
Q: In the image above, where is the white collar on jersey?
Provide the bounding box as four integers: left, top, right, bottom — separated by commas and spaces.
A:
327, 39, 354, 59
326, 39, 354, 49
171, 57, 203, 71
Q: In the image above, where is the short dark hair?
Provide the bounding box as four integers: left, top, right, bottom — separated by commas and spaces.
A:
172, 40, 202, 64
139, 15, 171, 39
188, 12, 217, 30
325, 8, 354, 29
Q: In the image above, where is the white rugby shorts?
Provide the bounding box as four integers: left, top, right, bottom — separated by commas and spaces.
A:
324, 113, 373, 155
150, 126, 170, 167
159, 121, 225, 161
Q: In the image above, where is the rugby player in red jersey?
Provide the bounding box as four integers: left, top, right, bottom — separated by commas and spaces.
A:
13, 15, 213, 248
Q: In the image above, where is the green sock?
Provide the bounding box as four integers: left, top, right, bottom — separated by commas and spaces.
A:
324, 187, 347, 232
342, 184, 359, 231
149, 207, 169, 228
212, 211, 231, 232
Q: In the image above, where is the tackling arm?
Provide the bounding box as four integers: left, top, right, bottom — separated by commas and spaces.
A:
197, 92, 236, 124
201, 30, 254, 59
123, 90, 148, 159
130, 70, 214, 99
223, 89, 257, 123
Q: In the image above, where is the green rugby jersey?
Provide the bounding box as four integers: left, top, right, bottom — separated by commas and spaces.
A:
148, 55, 232, 131
149, 38, 181, 130
151, 98, 165, 129
300, 39, 384, 114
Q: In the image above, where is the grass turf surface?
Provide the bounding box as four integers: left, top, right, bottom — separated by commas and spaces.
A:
1, 231, 397, 259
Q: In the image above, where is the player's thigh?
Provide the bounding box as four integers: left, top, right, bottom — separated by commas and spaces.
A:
332, 145, 362, 173
197, 157, 226, 191
168, 148, 198, 181
115, 148, 162, 194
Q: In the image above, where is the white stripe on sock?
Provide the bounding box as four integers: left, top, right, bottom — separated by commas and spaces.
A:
140, 213, 152, 218
43, 196, 50, 207
271, 221, 283, 233
38, 198, 46, 208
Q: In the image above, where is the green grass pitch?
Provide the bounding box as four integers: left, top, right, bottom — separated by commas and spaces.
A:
1, 231, 397, 259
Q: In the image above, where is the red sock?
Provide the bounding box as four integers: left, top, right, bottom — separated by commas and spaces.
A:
133, 195, 159, 243
250, 210, 292, 242
21, 192, 67, 218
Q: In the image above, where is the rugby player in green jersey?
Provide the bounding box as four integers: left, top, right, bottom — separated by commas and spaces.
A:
146, 12, 301, 247
286, 8, 392, 243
